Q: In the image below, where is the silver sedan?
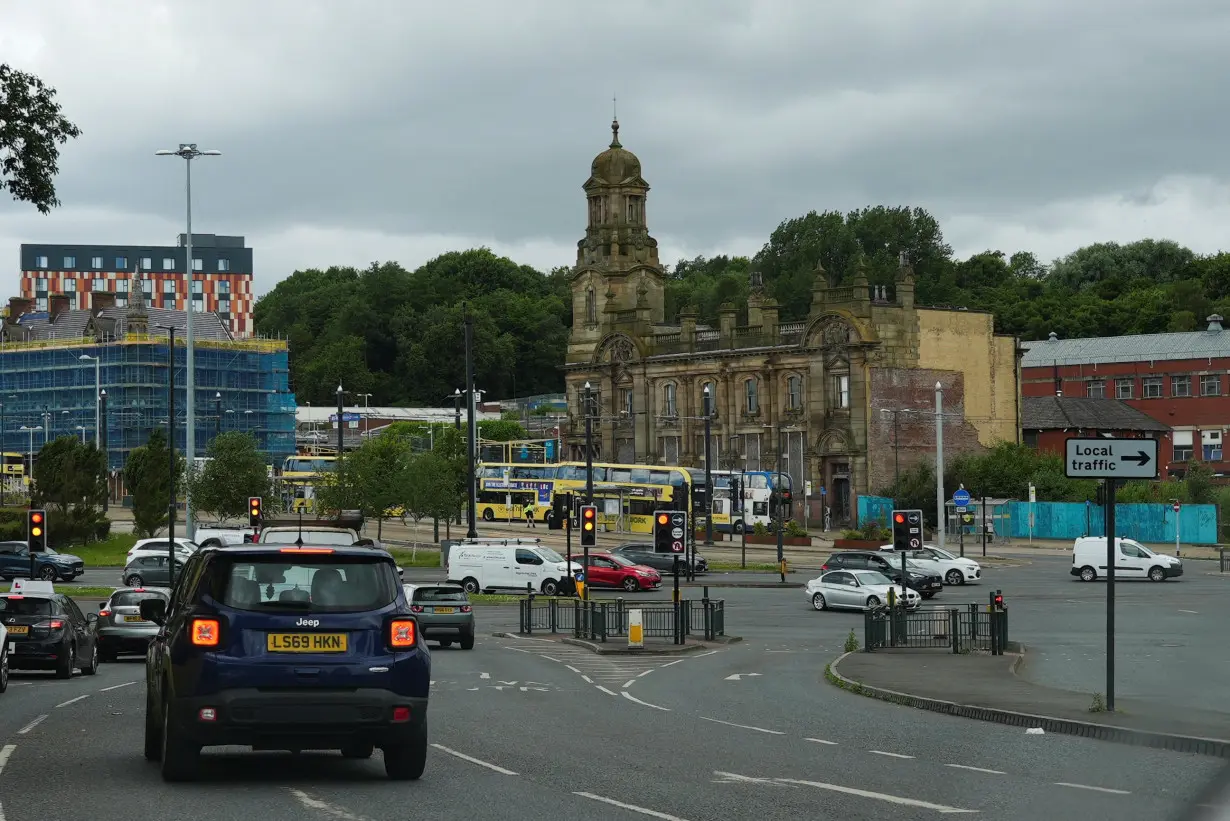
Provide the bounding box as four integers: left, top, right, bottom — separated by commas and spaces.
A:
805, 569, 921, 611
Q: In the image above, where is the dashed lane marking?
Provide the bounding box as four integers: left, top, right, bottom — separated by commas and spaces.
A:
287, 789, 372, 821
1054, 781, 1130, 795
774, 778, 978, 814
805, 737, 838, 746
869, 750, 914, 759
16, 716, 46, 735
56, 695, 89, 708
622, 691, 670, 711
700, 716, 785, 735
0, 745, 15, 776
573, 791, 691, 820
596, 686, 618, 696
100, 681, 136, 692
947, 764, 1005, 775
431, 743, 518, 775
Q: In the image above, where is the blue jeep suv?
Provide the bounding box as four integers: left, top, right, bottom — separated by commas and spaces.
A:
140, 543, 430, 781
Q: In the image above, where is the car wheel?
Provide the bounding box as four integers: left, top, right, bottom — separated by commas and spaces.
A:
945, 570, 964, 586
38, 565, 57, 581
125, 574, 143, 587
384, 720, 427, 780
541, 578, 559, 596
1079, 566, 1096, 582
811, 592, 826, 611
1148, 565, 1166, 582
460, 631, 475, 650
55, 643, 74, 679
461, 577, 480, 595
80, 641, 99, 676
160, 696, 200, 781
482, 508, 494, 521
0, 648, 9, 693
622, 577, 639, 593
341, 742, 374, 760
865, 595, 881, 609
144, 688, 162, 762
921, 591, 935, 599
733, 521, 744, 534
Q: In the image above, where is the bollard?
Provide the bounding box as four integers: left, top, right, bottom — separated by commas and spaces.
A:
549, 598, 558, 633
628, 608, 644, 649
599, 602, 609, 642
950, 609, 960, 654
616, 597, 625, 632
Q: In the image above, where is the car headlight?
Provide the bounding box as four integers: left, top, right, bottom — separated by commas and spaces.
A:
637, 570, 651, 577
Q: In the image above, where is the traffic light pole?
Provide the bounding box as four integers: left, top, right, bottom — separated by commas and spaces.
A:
1105, 478, 1117, 711
564, 493, 573, 597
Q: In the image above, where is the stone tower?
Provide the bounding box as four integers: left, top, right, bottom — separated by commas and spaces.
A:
567, 119, 665, 364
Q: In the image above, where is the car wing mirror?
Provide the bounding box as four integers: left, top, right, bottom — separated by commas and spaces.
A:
139, 598, 167, 625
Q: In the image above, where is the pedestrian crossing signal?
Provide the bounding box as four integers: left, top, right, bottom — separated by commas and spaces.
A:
580, 505, 597, 547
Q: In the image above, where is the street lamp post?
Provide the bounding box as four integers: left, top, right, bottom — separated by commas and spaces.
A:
336, 384, 345, 456
79, 354, 101, 445
20, 425, 41, 484
583, 382, 594, 505
464, 308, 479, 539
452, 389, 462, 431
214, 392, 222, 441
158, 325, 178, 588
702, 384, 714, 546
155, 143, 220, 542
358, 393, 372, 440
935, 382, 946, 551
100, 389, 109, 512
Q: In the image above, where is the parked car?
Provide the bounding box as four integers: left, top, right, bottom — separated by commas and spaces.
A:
883, 544, 982, 586
0, 580, 99, 677
806, 569, 920, 611
403, 583, 475, 649
610, 542, 708, 575
193, 527, 250, 547
821, 551, 943, 598
1071, 536, 1183, 582
581, 552, 662, 592
0, 541, 85, 582
121, 555, 186, 588
126, 537, 198, 565
96, 586, 171, 661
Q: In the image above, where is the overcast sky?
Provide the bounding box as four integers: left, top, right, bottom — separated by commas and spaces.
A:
3, 0, 1230, 295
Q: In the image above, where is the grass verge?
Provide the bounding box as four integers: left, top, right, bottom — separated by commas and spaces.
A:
60, 586, 118, 598
62, 534, 139, 566
385, 548, 444, 568
708, 561, 781, 572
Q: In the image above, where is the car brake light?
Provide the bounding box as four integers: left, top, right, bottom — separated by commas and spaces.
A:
98, 610, 111, 618
460, 605, 472, 613
7, 595, 22, 600
821, 564, 829, 571
392, 706, 411, 723
198, 708, 217, 722
279, 547, 334, 553
35, 619, 65, 630
389, 619, 416, 648
409, 604, 423, 613
133, 588, 145, 592
190, 618, 220, 647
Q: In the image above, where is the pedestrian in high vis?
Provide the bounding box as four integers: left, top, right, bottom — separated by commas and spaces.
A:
524, 500, 537, 528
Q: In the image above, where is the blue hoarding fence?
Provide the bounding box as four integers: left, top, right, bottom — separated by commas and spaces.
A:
857, 495, 896, 528
1007, 501, 1218, 545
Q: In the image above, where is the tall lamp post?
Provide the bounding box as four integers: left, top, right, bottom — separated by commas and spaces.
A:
935, 382, 946, 551
702, 384, 714, 546
336, 384, 345, 456
79, 354, 101, 445
464, 309, 479, 539
156, 325, 179, 589
214, 392, 222, 441
20, 425, 41, 487
155, 143, 220, 542
583, 382, 594, 505
99, 389, 109, 512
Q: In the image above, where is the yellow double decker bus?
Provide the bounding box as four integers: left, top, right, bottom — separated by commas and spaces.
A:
281, 454, 337, 513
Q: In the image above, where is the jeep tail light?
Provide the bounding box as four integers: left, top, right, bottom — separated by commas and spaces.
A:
460, 605, 472, 613
389, 619, 416, 649
392, 706, 411, 723
190, 617, 220, 647
410, 605, 423, 613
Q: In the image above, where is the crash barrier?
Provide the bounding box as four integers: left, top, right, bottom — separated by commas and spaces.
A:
518, 596, 725, 644
865, 599, 1008, 655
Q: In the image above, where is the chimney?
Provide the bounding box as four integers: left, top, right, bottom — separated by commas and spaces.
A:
1048, 332, 1059, 343
1207, 314, 1224, 333
49, 294, 70, 322
91, 291, 117, 313
6, 297, 32, 325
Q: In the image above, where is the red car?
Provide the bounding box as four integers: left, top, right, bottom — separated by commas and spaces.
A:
582, 552, 661, 592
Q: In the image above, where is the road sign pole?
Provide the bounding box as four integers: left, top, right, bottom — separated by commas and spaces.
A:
1106, 478, 1116, 712
1175, 503, 1181, 558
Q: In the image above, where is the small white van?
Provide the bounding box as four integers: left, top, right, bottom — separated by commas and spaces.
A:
1071, 536, 1184, 582
446, 542, 582, 596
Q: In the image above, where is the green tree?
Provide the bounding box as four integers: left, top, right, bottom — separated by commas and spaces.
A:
313, 435, 412, 538
125, 428, 183, 538
185, 433, 272, 523
403, 450, 464, 545
0, 64, 82, 213
31, 435, 107, 544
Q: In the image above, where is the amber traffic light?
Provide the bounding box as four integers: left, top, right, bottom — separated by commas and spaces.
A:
248, 496, 263, 528
28, 509, 46, 550
579, 505, 597, 547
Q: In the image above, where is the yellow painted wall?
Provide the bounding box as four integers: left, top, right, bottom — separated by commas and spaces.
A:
916, 309, 1020, 446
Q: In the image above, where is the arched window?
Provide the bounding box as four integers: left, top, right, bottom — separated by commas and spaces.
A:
786, 375, 803, 410
585, 287, 596, 324
744, 379, 759, 414
662, 383, 677, 417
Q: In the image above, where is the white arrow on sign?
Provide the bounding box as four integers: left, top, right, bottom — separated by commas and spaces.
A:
725, 673, 762, 681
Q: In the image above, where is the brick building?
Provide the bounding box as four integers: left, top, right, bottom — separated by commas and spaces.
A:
1020, 315, 1230, 477
1021, 396, 1170, 456
560, 119, 1023, 524
18, 234, 255, 336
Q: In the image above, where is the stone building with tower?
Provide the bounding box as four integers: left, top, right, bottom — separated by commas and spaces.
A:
560, 120, 1023, 524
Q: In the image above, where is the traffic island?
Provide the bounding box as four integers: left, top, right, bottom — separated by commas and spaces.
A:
491, 631, 738, 655
826, 647, 1230, 758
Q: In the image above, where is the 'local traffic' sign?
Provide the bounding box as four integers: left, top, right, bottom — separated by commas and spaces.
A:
1064, 438, 1159, 479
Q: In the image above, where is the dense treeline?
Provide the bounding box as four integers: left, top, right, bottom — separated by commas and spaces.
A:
253, 206, 1230, 405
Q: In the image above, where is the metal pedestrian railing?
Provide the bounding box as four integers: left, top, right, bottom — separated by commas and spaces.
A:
518, 596, 725, 644
864, 602, 1009, 655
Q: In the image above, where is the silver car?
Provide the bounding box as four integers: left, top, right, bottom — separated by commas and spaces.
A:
96, 587, 170, 660
404, 584, 475, 649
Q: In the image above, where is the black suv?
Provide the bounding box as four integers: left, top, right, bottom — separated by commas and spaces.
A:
141, 543, 429, 781
821, 551, 943, 598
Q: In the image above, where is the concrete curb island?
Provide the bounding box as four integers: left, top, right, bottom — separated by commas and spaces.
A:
491, 631, 741, 655
825, 649, 1230, 759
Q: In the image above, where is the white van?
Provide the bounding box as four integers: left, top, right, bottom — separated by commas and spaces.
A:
446, 541, 582, 596
1071, 536, 1183, 582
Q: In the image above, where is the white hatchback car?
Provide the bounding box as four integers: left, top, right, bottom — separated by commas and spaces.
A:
806, 569, 920, 611
882, 544, 982, 586
125, 537, 198, 565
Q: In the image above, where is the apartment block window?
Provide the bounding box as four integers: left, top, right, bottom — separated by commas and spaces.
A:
1115, 378, 1133, 399
92, 278, 106, 292
1202, 374, 1222, 396
35, 255, 48, 268
140, 257, 152, 270
115, 256, 128, 270
35, 297, 47, 311
116, 295, 128, 308
217, 280, 231, 295
1172, 375, 1191, 397
1173, 430, 1193, 462
192, 280, 203, 295
662, 383, 677, 417
831, 374, 850, 409
1142, 376, 1163, 399
787, 375, 803, 410
1203, 429, 1222, 461
163, 279, 176, 294
162, 257, 175, 270
192, 258, 203, 272
218, 258, 230, 272
1086, 379, 1106, 399
116, 279, 129, 293
744, 379, 759, 414
63, 256, 76, 268
142, 280, 153, 296
63, 278, 76, 292
35, 278, 48, 293
90, 256, 103, 269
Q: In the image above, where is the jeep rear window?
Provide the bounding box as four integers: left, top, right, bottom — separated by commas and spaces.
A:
210, 555, 398, 613
413, 587, 468, 603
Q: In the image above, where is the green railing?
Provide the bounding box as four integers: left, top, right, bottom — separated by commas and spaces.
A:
865, 603, 1009, 655
519, 597, 725, 644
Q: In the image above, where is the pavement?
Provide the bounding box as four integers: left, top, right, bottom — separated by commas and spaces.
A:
3, 551, 1227, 820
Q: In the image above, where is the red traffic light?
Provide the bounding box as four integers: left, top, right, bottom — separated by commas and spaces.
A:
894, 513, 905, 523
31, 512, 43, 524
582, 508, 594, 519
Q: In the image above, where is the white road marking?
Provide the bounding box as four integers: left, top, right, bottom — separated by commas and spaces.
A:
0, 745, 15, 776
430, 744, 518, 775
573, 791, 691, 820
56, 695, 90, 708
566, 665, 581, 673
581, 675, 593, 683
693, 650, 719, 657
869, 750, 914, 759
660, 658, 687, 668
480, 672, 490, 679
100, 681, 136, 692
700, 716, 784, 735
596, 685, 618, 696
1178, 609, 1198, 614
9, 682, 31, 687
805, 737, 838, 746
287, 789, 371, 821
541, 655, 562, 662
946, 763, 1005, 775
621, 691, 670, 711
637, 669, 655, 677
1054, 781, 1130, 795
776, 778, 977, 813
724, 673, 762, 681
713, 771, 794, 787
16, 715, 46, 735
623, 678, 637, 688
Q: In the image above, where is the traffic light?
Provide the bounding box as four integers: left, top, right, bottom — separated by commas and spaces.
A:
579, 505, 597, 547
993, 590, 1005, 610
654, 512, 671, 553
248, 496, 263, 528
27, 509, 46, 551
891, 508, 923, 551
